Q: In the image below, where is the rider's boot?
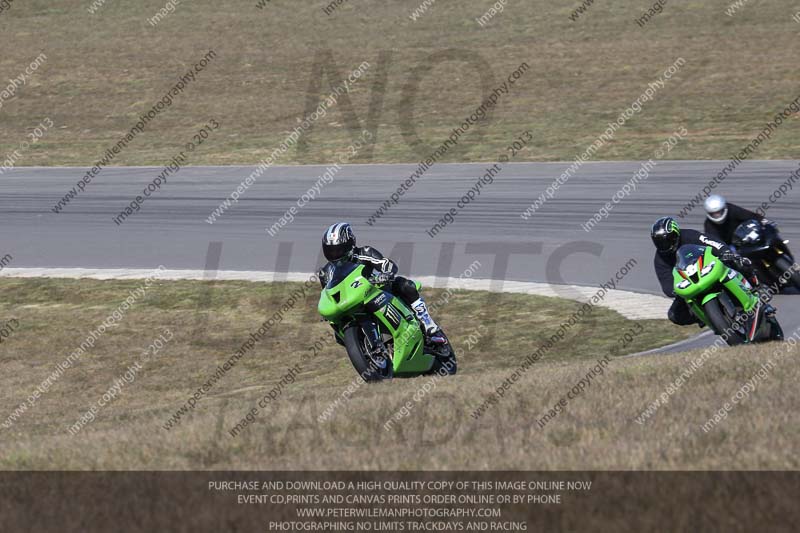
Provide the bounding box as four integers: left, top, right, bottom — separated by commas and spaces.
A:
411, 298, 447, 344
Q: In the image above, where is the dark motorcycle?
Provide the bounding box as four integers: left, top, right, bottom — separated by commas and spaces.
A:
730, 219, 800, 292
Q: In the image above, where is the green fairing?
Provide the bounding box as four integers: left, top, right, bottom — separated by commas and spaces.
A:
672, 246, 757, 325
318, 263, 435, 374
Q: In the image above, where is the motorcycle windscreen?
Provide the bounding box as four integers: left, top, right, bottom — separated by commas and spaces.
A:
675, 244, 706, 270
732, 219, 763, 247
325, 261, 360, 289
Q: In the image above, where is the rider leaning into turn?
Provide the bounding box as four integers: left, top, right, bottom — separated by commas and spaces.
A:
650, 216, 772, 326
703, 194, 777, 244
318, 222, 446, 344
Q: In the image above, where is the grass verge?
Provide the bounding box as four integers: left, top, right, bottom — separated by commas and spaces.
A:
1, 1, 799, 165
0, 277, 692, 469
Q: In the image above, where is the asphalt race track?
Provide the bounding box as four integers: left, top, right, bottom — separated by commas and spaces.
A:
1, 161, 797, 352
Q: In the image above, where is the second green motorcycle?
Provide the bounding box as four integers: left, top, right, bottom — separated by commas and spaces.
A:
673, 244, 783, 345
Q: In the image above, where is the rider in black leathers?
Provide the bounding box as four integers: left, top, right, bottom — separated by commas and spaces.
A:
651, 216, 762, 326
318, 222, 445, 342
702, 194, 775, 244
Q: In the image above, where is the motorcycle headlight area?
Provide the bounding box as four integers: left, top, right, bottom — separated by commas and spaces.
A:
701, 261, 716, 276
742, 230, 760, 243
677, 279, 691, 289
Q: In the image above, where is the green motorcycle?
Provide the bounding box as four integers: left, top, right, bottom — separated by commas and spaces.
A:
318, 261, 457, 381
673, 244, 783, 346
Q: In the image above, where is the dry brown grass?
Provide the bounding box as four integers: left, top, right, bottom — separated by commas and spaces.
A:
0, 277, 696, 470
126, 338, 799, 471
1, 1, 799, 166
203, 340, 800, 471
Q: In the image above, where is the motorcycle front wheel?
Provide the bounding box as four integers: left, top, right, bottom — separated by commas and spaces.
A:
429, 335, 457, 376
703, 298, 746, 346
343, 324, 392, 382
774, 256, 800, 291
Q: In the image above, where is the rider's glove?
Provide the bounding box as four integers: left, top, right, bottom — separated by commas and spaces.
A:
764, 219, 779, 232
371, 272, 393, 285
720, 250, 736, 264
734, 256, 753, 276
721, 251, 753, 275
737, 256, 753, 274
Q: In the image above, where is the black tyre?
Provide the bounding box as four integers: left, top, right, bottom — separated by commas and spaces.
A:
774, 256, 800, 291
703, 299, 745, 346
342, 325, 388, 382
431, 345, 458, 376
768, 315, 784, 341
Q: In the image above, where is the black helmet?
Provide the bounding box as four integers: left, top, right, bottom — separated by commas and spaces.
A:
322, 222, 356, 262
651, 217, 681, 254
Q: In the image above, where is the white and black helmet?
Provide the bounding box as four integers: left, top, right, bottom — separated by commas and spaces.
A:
322, 222, 356, 262
704, 194, 728, 223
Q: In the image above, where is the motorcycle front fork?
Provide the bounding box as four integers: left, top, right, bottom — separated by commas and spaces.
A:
359, 320, 393, 375
360, 320, 389, 357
